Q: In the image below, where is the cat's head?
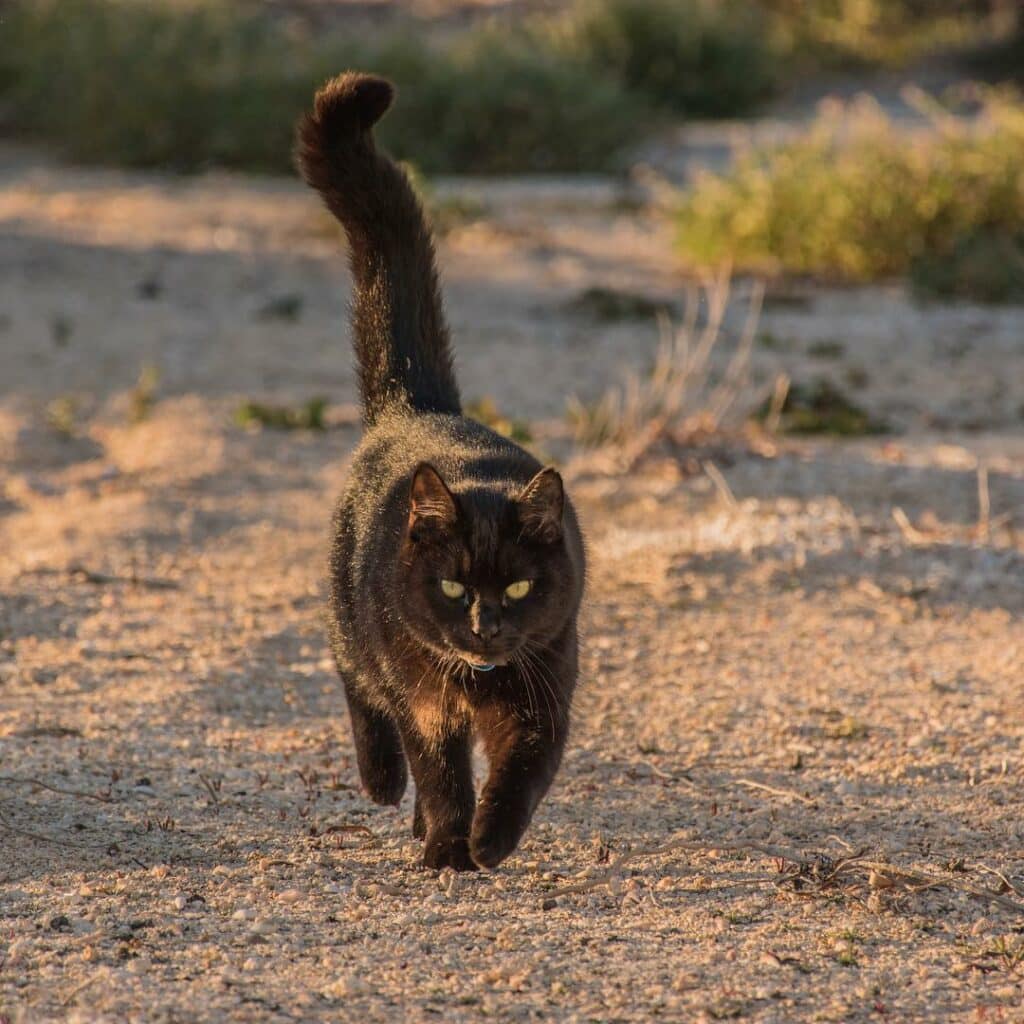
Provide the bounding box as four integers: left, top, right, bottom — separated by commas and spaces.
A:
399, 462, 577, 670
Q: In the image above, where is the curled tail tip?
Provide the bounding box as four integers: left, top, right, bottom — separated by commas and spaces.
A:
295, 72, 395, 184
314, 72, 394, 133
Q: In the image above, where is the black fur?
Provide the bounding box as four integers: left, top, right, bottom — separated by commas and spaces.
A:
297, 72, 585, 870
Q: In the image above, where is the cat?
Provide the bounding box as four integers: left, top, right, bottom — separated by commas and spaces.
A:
296, 72, 586, 871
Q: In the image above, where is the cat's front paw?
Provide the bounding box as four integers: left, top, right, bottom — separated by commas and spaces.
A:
469, 807, 522, 869
423, 832, 478, 872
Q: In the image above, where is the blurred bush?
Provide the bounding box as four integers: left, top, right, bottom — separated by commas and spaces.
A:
0, 0, 324, 172
1, 0, 1016, 177
553, 0, 777, 116
378, 30, 651, 174
764, 0, 1014, 69
675, 91, 1024, 299
0, 0, 648, 174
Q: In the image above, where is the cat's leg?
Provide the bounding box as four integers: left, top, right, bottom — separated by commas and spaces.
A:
343, 677, 408, 806
470, 695, 569, 870
399, 722, 477, 871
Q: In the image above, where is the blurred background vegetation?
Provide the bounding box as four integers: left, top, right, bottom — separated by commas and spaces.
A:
1, 0, 1021, 296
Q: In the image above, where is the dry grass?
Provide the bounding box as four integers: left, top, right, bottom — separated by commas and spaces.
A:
567, 271, 768, 467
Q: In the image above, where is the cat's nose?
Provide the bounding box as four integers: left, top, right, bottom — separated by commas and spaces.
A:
471, 605, 501, 640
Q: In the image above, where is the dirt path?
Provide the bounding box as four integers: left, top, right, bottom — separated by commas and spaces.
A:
1, 160, 1023, 1022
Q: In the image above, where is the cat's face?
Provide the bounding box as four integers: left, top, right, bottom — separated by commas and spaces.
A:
399, 463, 576, 669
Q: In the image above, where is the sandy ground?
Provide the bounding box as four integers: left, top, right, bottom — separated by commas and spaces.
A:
1, 157, 1023, 1023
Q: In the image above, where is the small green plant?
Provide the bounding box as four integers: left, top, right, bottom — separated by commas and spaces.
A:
761, 378, 886, 436
806, 339, 845, 359
984, 936, 1024, 972
757, 331, 795, 352
676, 91, 1024, 299
466, 397, 533, 444
568, 285, 675, 322
45, 396, 78, 438
50, 314, 73, 348
257, 294, 304, 322
129, 365, 160, 423
824, 714, 869, 740
234, 397, 327, 431
844, 366, 870, 390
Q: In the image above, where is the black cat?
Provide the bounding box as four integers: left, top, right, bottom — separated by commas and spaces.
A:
296, 73, 585, 871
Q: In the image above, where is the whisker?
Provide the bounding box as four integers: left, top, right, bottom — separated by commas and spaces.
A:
514, 651, 539, 725
523, 644, 566, 740
517, 645, 559, 743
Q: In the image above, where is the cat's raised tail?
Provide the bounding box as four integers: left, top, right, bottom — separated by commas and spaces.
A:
296, 73, 460, 425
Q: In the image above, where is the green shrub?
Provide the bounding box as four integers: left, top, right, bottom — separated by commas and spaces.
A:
0, 0, 648, 175
910, 228, 1024, 303
675, 93, 1024, 295
557, 0, 777, 116
377, 30, 650, 174
0, 0, 328, 172
764, 0, 1006, 70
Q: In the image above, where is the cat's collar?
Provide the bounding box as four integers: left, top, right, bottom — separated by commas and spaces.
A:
465, 661, 496, 672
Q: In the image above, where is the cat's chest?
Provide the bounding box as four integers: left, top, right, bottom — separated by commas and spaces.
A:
406, 662, 473, 744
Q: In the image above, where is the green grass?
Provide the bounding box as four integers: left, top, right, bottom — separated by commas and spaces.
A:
676, 92, 1024, 299
0, 0, 648, 175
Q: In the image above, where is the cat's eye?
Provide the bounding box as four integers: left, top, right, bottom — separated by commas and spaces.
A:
440, 579, 465, 600
504, 580, 532, 601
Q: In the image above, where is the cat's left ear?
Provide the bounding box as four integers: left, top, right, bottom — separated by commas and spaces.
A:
409, 462, 459, 540
517, 467, 564, 544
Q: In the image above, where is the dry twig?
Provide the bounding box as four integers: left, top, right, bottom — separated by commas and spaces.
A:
735, 777, 815, 806
0, 774, 114, 804
542, 833, 1024, 916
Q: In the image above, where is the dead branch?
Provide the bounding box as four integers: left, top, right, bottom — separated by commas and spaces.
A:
976, 462, 990, 542
735, 777, 815, 806
542, 833, 1024, 916
20, 564, 180, 590
703, 460, 737, 507
0, 774, 114, 803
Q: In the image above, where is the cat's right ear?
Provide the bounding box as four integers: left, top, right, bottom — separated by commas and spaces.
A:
408, 463, 459, 540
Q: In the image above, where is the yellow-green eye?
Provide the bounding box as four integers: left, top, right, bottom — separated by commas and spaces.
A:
504, 580, 532, 600
440, 579, 465, 600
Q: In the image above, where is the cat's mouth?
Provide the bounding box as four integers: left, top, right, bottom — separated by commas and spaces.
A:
451, 647, 514, 672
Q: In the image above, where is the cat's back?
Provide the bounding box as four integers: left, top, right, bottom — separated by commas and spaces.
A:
348, 409, 542, 515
